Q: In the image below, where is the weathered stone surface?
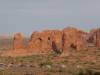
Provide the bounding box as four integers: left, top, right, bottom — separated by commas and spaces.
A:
87, 28, 100, 48
61, 27, 87, 56
96, 29, 100, 48
52, 30, 63, 53
40, 30, 53, 53
76, 30, 88, 51
28, 30, 53, 53
87, 29, 97, 46
1, 27, 100, 57
13, 33, 24, 49
28, 27, 88, 55
28, 31, 41, 52
28, 30, 64, 54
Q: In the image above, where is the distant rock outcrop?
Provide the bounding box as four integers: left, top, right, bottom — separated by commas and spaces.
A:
61, 27, 88, 56
2, 27, 100, 57
13, 33, 24, 49
28, 30, 53, 53
52, 30, 63, 54
87, 28, 100, 48
28, 27, 88, 56
96, 29, 100, 48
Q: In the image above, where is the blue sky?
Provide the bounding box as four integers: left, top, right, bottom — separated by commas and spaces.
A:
0, 0, 100, 36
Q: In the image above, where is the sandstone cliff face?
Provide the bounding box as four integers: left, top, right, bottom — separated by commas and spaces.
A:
41, 30, 53, 52
87, 28, 100, 48
13, 33, 24, 49
28, 30, 64, 54
76, 30, 88, 51
87, 29, 97, 46
61, 27, 88, 56
28, 30, 53, 53
10, 27, 100, 57
28, 27, 89, 55
96, 29, 100, 48
52, 30, 63, 53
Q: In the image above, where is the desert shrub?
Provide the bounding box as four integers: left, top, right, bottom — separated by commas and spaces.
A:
75, 68, 100, 75
61, 59, 68, 64
78, 69, 85, 75
0, 70, 4, 75
39, 60, 53, 67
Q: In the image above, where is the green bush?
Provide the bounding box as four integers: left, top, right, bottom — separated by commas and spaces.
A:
0, 70, 4, 75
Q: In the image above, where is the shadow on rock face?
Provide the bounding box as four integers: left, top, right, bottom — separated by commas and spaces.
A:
52, 41, 61, 54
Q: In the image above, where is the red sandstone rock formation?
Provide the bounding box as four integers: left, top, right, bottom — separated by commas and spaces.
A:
52, 30, 63, 53
30, 27, 88, 56
3, 27, 99, 57
96, 29, 100, 48
61, 27, 88, 57
28, 27, 89, 56
76, 30, 88, 51
28, 30, 53, 53
87, 28, 100, 48
28, 30, 64, 54
87, 29, 97, 46
28, 31, 41, 51
13, 33, 24, 49
1, 27, 100, 57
